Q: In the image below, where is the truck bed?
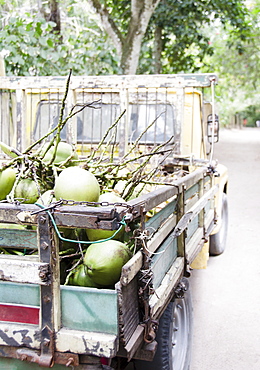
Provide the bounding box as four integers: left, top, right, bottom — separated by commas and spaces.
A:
0, 165, 217, 367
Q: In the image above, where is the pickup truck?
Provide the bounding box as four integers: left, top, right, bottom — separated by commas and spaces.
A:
0, 73, 228, 370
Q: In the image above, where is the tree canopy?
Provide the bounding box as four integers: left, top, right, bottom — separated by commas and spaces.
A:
87, 0, 250, 74
0, 0, 251, 75
1, 0, 260, 126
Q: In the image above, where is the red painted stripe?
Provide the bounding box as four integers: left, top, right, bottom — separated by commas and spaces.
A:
0, 303, 39, 325
101, 358, 109, 365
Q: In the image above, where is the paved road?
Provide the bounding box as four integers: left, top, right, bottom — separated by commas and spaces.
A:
190, 128, 260, 370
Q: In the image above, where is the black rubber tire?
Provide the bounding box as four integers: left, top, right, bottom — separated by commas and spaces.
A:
134, 278, 193, 370
209, 192, 228, 256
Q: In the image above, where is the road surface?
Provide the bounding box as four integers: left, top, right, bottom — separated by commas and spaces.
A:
190, 127, 260, 370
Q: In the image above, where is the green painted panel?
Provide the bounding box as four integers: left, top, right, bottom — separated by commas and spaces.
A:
204, 199, 211, 214
184, 183, 199, 201
61, 285, 118, 335
151, 232, 178, 289
0, 357, 68, 370
145, 198, 177, 232
0, 229, 37, 249
0, 283, 118, 335
0, 282, 39, 306
186, 216, 199, 242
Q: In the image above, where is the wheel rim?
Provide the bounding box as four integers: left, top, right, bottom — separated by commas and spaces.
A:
172, 297, 190, 368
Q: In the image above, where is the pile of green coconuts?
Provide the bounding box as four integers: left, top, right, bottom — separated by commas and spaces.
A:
0, 139, 136, 289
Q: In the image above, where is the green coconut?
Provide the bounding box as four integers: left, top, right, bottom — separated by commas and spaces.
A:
83, 240, 132, 286
68, 264, 102, 288
0, 167, 16, 200
37, 189, 56, 205
54, 166, 100, 202
41, 141, 78, 165
86, 192, 126, 241
14, 178, 39, 204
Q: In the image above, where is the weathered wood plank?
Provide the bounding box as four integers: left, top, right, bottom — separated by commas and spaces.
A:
120, 213, 177, 286
145, 196, 177, 232
151, 231, 178, 289
56, 328, 118, 358
0, 322, 41, 349
0, 256, 49, 285
116, 278, 139, 346
124, 325, 144, 361
0, 322, 118, 358
185, 227, 204, 264
0, 228, 37, 249
0, 281, 39, 306
120, 251, 143, 286
149, 257, 184, 318
0, 74, 217, 91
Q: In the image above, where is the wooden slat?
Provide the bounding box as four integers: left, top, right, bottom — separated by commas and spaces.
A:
171, 185, 219, 239
116, 278, 139, 345
0, 256, 49, 285
0, 281, 39, 306
185, 227, 204, 263
0, 74, 217, 90
0, 322, 118, 358
0, 322, 41, 349
149, 257, 184, 318
120, 213, 177, 286
120, 251, 143, 286
0, 202, 118, 227
56, 328, 118, 358
61, 285, 118, 335
204, 209, 215, 232
145, 197, 177, 231
0, 228, 37, 249
151, 232, 178, 289
124, 325, 144, 361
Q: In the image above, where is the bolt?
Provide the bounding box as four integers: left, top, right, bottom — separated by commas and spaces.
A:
66, 358, 74, 367
39, 216, 46, 224
42, 241, 49, 250
43, 338, 50, 347
43, 295, 51, 303
20, 354, 27, 361
39, 271, 46, 280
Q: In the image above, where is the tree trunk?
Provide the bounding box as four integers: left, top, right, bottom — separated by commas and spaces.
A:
88, 0, 161, 75
48, 0, 61, 33
153, 26, 163, 74
120, 0, 161, 74
39, 0, 61, 34
87, 0, 123, 56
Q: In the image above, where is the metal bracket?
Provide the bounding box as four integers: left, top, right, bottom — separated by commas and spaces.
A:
17, 348, 53, 367
38, 211, 60, 367
174, 277, 189, 299
16, 348, 79, 367
40, 325, 54, 367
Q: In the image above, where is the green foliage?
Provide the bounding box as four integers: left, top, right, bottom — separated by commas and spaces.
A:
0, 7, 120, 76
0, 0, 253, 77
198, 1, 260, 126
0, 15, 61, 75
237, 105, 260, 127
138, 0, 250, 74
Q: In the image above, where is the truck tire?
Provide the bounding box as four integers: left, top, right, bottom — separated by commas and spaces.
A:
134, 278, 193, 370
209, 192, 228, 256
